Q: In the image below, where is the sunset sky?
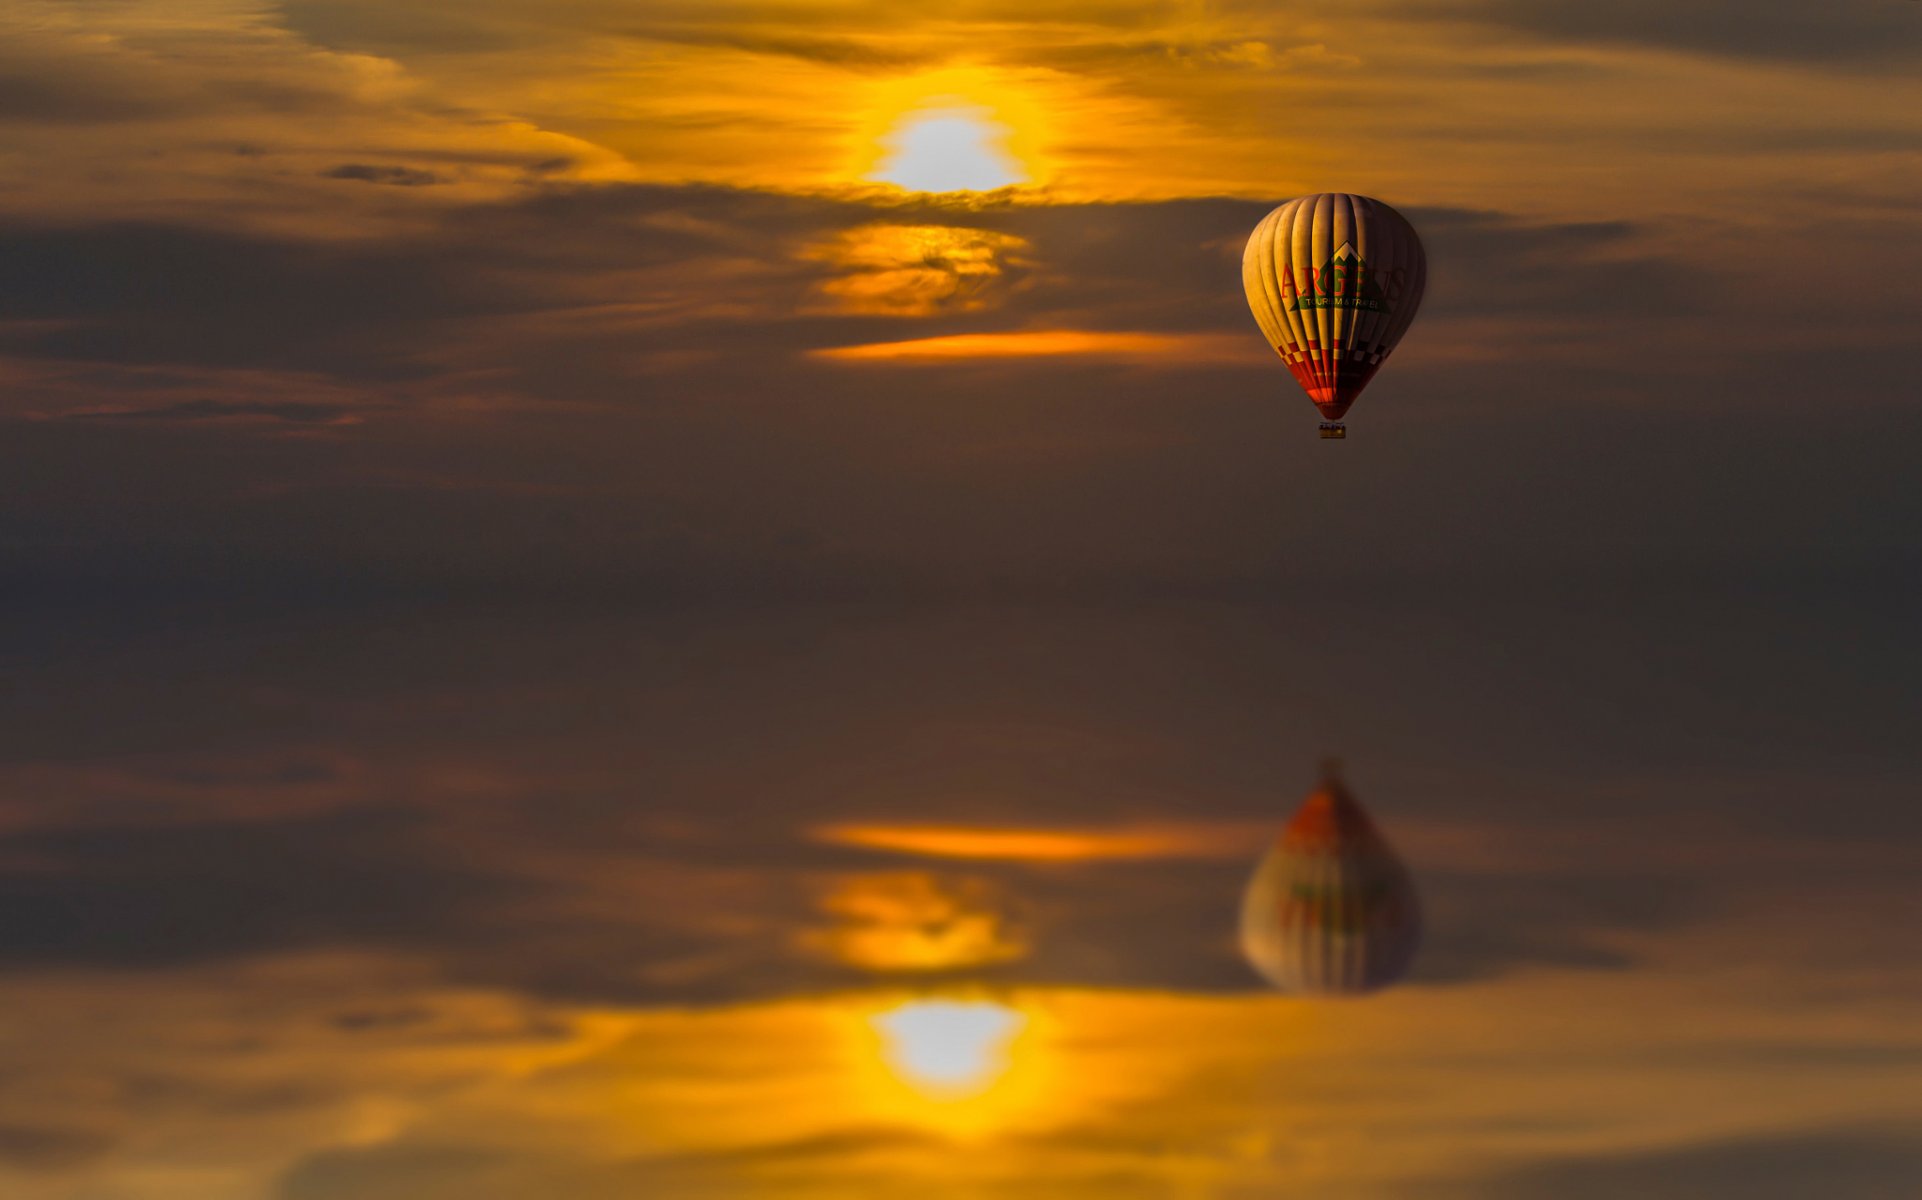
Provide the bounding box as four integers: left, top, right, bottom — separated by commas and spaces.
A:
2, 1, 1921, 1197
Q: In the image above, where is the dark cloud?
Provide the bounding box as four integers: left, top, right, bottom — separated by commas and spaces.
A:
616, 26, 932, 69
281, 1122, 1922, 1200
1407, 209, 1703, 319
0, 186, 849, 384
1192, 0, 1922, 66
0, 1121, 116, 1171
281, 1144, 518, 1200
1462, 0, 1922, 65
273, 0, 1922, 72
1432, 1130, 1922, 1199
323, 163, 447, 187
0, 806, 535, 969
0, 773, 844, 1002
278, 1129, 955, 1200
1413, 866, 1695, 982
0, 33, 452, 131
0, 66, 174, 125
0, 221, 506, 380
275, 0, 579, 57
273, 0, 1013, 65
67, 399, 366, 425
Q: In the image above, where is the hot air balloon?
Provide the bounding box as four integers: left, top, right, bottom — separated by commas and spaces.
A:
1240, 761, 1421, 995
1242, 194, 1427, 439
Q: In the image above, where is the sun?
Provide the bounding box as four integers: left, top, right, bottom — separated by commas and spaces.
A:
873, 107, 1025, 193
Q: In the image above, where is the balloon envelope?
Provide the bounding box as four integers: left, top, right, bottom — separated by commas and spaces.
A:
1239, 768, 1421, 995
1242, 193, 1427, 428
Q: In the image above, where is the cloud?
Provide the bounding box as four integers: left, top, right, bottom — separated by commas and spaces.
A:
66, 398, 366, 425
279, 1144, 523, 1200
254, 977, 1922, 1199
323, 163, 447, 187
801, 870, 1032, 973
813, 821, 1268, 862
615, 26, 935, 71
0, 1121, 115, 1171
0, 806, 539, 969
0, 219, 527, 382
810, 330, 1263, 364
1430, 1130, 1922, 1199
0, 58, 183, 125
211, 0, 1922, 217
1458, 0, 1922, 65
0, 0, 634, 229
277, 1129, 964, 1200
802, 223, 1033, 316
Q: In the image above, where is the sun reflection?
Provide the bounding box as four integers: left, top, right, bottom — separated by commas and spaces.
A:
851, 997, 1053, 1137
875, 1000, 1023, 1096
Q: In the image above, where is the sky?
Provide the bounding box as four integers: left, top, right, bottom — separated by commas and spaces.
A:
1, 1, 1921, 1196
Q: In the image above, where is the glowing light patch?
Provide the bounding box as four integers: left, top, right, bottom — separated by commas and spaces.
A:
802, 224, 1029, 316
814, 822, 1271, 862
874, 109, 1023, 193
872, 1001, 1025, 1097
803, 872, 1027, 972
810, 330, 1267, 365
841, 995, 1060, 1139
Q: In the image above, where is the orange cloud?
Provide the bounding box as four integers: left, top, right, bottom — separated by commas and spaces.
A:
802, 223, 1031, 316
808, 330, 1267, 364
801, 871, 1029, 972
812, 822, 1269, 862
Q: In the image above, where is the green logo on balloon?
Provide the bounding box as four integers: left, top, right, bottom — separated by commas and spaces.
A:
1288, 245, 1393, 313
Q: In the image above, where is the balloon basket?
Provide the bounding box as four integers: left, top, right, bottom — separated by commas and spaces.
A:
1318, 423, 1347, 439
